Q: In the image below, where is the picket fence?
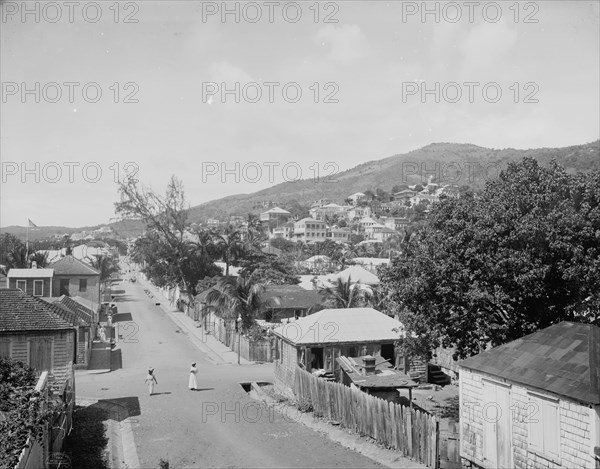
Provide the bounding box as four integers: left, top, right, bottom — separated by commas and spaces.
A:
294, 366, 440, 468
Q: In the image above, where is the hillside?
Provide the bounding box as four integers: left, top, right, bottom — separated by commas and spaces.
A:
3, 140, 598, 235
186, 140, 600, 222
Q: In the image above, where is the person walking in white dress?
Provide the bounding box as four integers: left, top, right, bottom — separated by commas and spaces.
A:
145, 368, 158, 396
189, 362, 198, 391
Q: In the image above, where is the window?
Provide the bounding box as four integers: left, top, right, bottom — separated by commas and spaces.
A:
16, 280, 26, 291
528, 392, 560, 462
79, 278, 87, 292
33, 280, 44, 296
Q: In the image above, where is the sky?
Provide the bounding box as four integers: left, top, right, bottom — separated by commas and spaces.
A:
1, 0, 599, 227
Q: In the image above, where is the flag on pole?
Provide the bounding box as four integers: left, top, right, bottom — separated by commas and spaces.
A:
28, 219, 38, 229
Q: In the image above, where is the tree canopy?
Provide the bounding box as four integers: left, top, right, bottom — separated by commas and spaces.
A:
379, 158, 600, 360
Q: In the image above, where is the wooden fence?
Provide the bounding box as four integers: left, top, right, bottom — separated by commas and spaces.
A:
294, 366, 439, 468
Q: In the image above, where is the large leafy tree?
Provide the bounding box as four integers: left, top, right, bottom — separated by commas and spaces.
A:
115, 176, 221, 297
380, 158, 600, 360
238, 250, 300, 285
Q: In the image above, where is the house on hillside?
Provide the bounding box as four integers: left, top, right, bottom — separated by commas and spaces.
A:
271, 221, 294, 240
260, 207, 291, 223
260, 285, 323, 322
7, 268, 54, 297
0, 289, 77, 383
272, 308, 401, 393
327, 227, 350, 243
347, 192, 366, 205
459, 321, 600, 469
293, 218, 327, 243
49, 255, 101, 305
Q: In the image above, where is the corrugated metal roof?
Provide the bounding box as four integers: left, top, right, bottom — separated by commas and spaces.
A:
459, 322, 600, 404
273, 307, 401, 345
7, 269, 54, 278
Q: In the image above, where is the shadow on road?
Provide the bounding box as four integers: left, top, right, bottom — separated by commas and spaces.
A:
151, 392, 172, 396
112, 312, 133, 322
111, 349, 122, 371
191, 388, 214, 392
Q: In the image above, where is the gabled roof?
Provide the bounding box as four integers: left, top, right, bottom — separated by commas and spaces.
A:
0, 289, 75, 332
348, 192, 365, 198
7, 269, 54, 278
262, 285, 323, 310
49, 296, 94, 325
327, 266, 380, 285
262, 207, 291, 214
41, 298, 89, 327
459, 322, 600, 404
49, 255, 100, 276
273, 307, 401, 345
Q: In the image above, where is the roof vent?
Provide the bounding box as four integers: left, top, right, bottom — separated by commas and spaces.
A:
362, 355, 377, 376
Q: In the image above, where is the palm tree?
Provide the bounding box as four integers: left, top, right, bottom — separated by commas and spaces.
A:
30, 251, 49, 268
205, 273, 270, 331
211, 225, 244, 276
6, 245, 28, 269
319, 276, 366, 308
88, 254, 120, 292
364, 285, 387, 311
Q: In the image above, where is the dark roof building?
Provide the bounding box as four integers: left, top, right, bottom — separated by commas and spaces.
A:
49, 255, 100, 276
459, 321, 599, 404
0, 288, 75, 332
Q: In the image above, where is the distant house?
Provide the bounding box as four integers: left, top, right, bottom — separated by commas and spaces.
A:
309, 203, 348, 220
293, 218, 327, 243
260, 207, 291, 222
347, 192, 366, 205
346, 206, 370, 220
393, 189, 417, 202
459, 322, 600, 469
270, 221, 294, 240
7, 268, 54, 297
327, 227, 350, 243
49, 255, 101, 305
383, 217, 410, 232
260, 285, 324, 322
273, 308, 401, 392
0, 289, 77, 383
301, 255, 332, 270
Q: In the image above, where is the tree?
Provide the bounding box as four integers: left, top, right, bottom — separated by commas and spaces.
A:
0, 357, 60, 468
319, 276, 366, 308
115, 176, 221, 297
379, 159, 600, 360
88, 254, 120, 292
238, 250, 300, 285
205, 273, 271, 330
0, 233, 25, 269
29, 251, 49, 268
211, 224, 244, 276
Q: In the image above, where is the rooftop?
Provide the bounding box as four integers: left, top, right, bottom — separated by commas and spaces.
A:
262, 285, 323, 310
273, 307, 402, 345
327, 265, 380, 285
0, 288, 75, 332
337, 355, 418, 389
459, 321, 600, 404
7, 268, 54, 278
49, 255, 100, 276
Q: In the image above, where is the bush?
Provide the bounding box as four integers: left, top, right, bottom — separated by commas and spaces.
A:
296, 396, 313, 413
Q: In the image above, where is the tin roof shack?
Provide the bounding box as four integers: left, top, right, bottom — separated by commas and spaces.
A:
272, 308, 401, 393
458, 322, 600, 469
337, 354, 418, 405
0, 288, 77, 384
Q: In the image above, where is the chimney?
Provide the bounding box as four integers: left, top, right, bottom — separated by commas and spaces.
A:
362, 355, 377, 376
31, 261, 37, 269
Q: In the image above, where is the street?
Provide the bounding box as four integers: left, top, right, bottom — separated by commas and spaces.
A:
75, 274, 383, 468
